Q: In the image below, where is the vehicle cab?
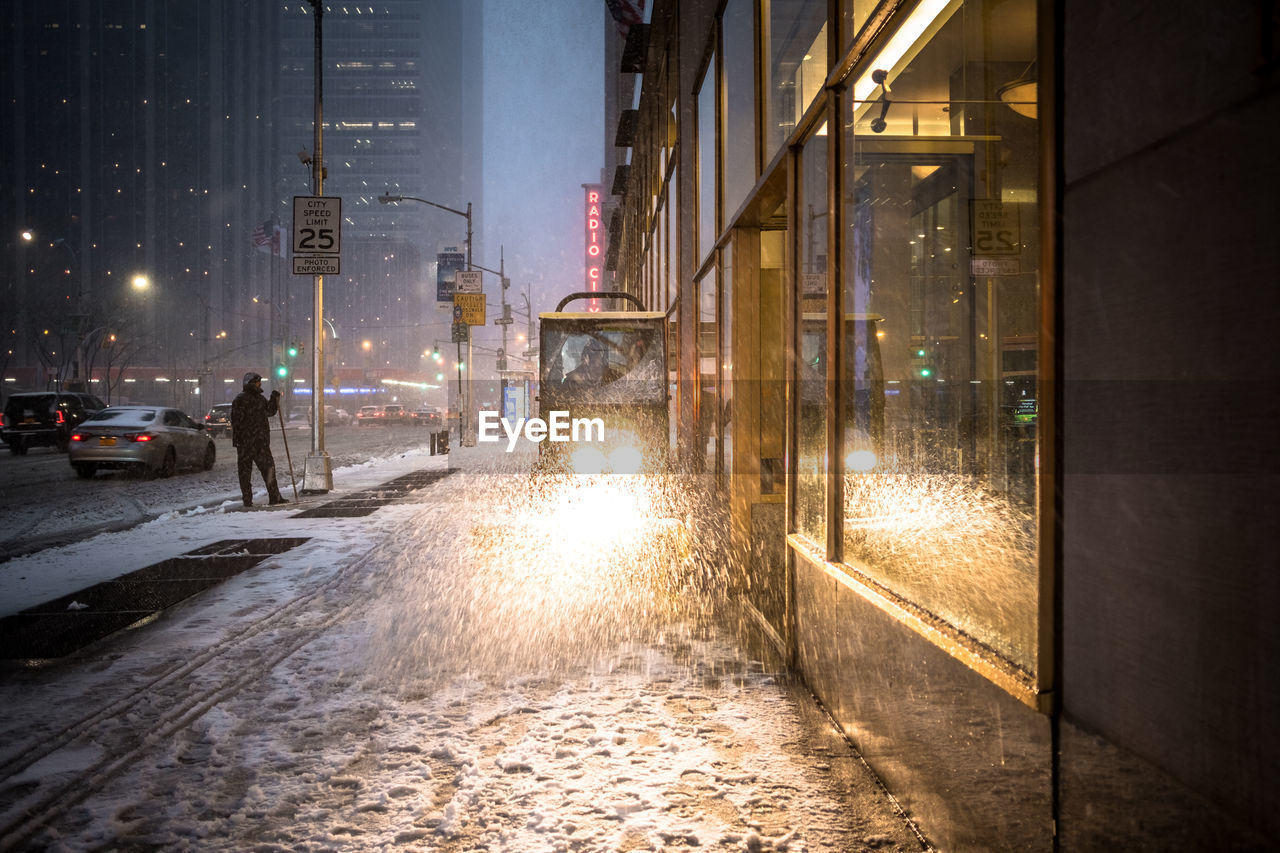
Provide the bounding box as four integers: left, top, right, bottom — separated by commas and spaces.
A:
538, 291, 668, 474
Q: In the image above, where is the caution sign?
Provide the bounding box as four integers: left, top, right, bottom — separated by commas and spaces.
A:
454, 292, 485, 326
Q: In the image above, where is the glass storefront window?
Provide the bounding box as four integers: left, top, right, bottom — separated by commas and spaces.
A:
840, 0, 1040, 672
667, 161, 678, 313
697, 266, 718, 472
842, 0, 880, 52
764, 0, 827, 155
723, 0, 756, 221
795, 126, 828, 543
721, 252, 733, 488
697, 56, 717, 265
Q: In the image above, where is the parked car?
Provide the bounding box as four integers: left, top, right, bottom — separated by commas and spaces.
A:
409, 406, 442, 428
357, 405, 387, 426
2, 391, 107, 455
68, 405, 216, 479
382, 404, 407, 425
203, 402, 233, 438
324, 405, 352, 427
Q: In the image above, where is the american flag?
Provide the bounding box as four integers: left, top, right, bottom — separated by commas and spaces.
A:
251, 219, 282, 256
605, 0, 645, 37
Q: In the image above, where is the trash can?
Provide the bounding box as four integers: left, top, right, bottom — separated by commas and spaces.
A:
431, 429, 449, 455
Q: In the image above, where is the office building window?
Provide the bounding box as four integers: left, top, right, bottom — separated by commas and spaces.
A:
764, 0, 827, 154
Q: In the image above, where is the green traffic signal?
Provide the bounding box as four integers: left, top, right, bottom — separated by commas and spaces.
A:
275, 364, 289, 378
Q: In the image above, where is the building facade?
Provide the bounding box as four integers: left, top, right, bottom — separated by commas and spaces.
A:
3, 1, 280, 407
3, 2, 482, 411
608, 0, 1278, 848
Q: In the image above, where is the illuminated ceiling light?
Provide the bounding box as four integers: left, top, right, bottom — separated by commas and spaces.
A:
998, 75, 1037, 119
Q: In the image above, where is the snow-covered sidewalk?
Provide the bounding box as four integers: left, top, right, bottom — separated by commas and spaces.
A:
0, 444, 923, 851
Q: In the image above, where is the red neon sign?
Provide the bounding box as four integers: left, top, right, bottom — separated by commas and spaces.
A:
584, 184, 603, 310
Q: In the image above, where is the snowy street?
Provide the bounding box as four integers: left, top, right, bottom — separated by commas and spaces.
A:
0, 438, 922, 851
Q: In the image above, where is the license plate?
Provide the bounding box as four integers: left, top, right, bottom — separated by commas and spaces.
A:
99, 437, 117, 446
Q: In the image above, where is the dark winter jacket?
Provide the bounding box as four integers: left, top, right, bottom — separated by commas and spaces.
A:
231, 384, 279, 449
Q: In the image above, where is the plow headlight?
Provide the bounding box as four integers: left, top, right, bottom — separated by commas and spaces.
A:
608, 444, 644, 475
845, 449, 877, 472
570, 446, 608, 474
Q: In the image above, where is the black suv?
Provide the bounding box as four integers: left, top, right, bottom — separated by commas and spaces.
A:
1, 391, 107, 454
203, 402, 233, 438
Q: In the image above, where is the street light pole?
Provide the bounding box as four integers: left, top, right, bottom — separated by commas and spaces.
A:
378, 192, 475, 445
303, 0, 333, 493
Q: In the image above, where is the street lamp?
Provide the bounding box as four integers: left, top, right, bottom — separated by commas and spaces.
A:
379, 191, 475, 445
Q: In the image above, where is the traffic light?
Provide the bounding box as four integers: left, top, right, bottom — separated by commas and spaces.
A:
286, 343, 299, 358
911, 346, 935, 379
275, 364, 289, 379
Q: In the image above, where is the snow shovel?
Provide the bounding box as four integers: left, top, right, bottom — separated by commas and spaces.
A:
277, 407, 299, 502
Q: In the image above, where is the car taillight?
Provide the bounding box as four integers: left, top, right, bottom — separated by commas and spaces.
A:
71, 433, 86, 442
125, 433, 154, 443
55, 410, 66, 425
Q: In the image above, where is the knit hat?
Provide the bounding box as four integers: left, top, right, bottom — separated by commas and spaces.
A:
243, 372, 263, 390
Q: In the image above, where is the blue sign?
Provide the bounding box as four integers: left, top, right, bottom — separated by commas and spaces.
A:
503, 385, 518, 421
436, 250, 466, 304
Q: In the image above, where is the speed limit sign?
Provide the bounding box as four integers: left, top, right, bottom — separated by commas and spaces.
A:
293, 196, 342, 255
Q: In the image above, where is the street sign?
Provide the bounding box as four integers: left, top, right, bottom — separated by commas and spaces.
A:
292, 196, 342, 255
970, 257, 1019, 276
971, 200, 1019, 256
293, 255, 340, 275
493, 317, 514, 326
454, 292, 485, 325
455, 270, 482, 294
451, 320, 469, 343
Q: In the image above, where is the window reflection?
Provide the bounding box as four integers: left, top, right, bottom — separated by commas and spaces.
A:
697, 56, 717, 265
839, 0, 1040, 672
697, 268, 718, 473
723, 0, 756, 220
795, 129, 828, 542
765, 0, 827, 154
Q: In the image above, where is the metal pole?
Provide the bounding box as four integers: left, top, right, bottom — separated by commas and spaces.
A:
463, 202, 475, 446
498, 248, 508, 412
303, 0, 332, 492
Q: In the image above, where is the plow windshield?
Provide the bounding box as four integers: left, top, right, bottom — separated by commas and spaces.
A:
538, 312, 668, 472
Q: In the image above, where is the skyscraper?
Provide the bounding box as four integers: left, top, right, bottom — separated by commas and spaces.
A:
278, 1, 483, 375
2, 1, 483, 402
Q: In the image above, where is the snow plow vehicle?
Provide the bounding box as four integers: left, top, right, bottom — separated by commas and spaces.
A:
536, 291, 669, 475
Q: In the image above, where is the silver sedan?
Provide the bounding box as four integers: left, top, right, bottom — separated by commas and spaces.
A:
68, 406, 216, 479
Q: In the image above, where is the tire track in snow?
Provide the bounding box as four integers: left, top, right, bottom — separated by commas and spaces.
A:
0, 534, 397, 851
